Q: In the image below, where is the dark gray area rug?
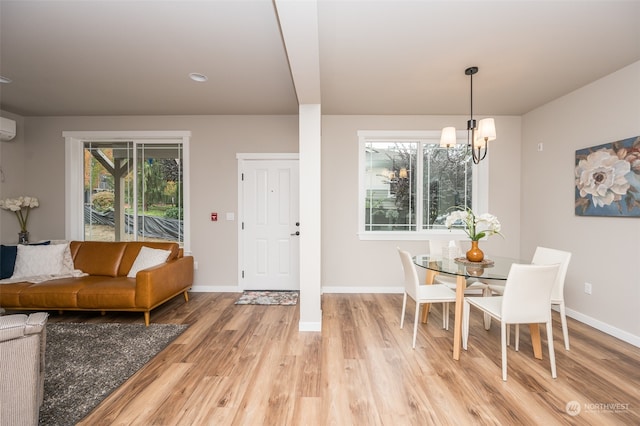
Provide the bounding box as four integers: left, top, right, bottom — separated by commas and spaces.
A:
40, 322, 188, 426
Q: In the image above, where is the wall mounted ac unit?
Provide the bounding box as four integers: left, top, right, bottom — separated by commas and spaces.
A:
0, 116, 17, 141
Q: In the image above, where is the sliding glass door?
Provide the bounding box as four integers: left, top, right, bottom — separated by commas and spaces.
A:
83, 140, 184, 245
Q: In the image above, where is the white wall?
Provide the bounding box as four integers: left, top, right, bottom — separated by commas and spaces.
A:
521, 61, 640, 344
321, 115, 522, 292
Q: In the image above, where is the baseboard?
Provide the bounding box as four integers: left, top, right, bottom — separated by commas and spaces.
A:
563, 306, 640, 348
190, 285, 241, 293
191, 285, 404, 294
321, 286, 403, 294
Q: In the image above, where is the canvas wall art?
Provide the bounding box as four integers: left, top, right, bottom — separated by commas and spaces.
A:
575, 136, 640, 217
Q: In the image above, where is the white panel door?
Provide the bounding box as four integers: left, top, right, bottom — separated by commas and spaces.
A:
241, 159, 299, 290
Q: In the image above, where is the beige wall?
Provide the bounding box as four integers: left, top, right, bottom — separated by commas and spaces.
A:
321, 115, 522, 290
521, 61, 640, 343
1, 113, 521, 289
1, 115, 299, 288
0, 111, 26, 239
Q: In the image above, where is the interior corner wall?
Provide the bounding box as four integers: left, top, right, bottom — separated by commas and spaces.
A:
0, 110, 26, 244
321, 114, 522, 292
521, 61, 640, 345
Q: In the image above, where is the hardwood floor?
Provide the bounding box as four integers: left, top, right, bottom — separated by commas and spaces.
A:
44, 292, 639, 425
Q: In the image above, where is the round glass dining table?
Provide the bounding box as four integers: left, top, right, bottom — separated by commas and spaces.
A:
413, 254, 544, 361
413, 254, 518, 281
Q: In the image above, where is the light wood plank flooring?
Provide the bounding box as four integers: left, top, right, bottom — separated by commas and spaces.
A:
43, 293, 639, 425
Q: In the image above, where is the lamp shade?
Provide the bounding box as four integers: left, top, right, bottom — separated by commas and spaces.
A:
475, 118, 496, 148
440, 126, 457, 147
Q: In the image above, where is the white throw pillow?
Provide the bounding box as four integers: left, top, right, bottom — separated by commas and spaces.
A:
127, 246, 171, 278
61, 243, 75, 274
11, 244, 69, 278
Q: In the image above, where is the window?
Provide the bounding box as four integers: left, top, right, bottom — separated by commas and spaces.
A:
358, 130, 487, 240
64, 131, 190, 250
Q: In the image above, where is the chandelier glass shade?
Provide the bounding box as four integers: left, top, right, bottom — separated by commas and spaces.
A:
440, 66, 497, 164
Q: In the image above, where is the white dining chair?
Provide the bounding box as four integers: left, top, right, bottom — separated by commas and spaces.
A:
398, 247, 458, 349
463, 263, 560, 381
488, 247, 572, 350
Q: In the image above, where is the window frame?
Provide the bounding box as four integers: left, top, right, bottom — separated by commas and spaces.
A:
358, 130, 488, 241
63, 130, 191, 252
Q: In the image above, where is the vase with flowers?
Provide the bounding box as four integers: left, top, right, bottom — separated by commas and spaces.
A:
0, 196, 39, 244
445, 206, 502, 262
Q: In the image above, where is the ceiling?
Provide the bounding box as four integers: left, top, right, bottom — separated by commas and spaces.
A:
1, 0, 639, 117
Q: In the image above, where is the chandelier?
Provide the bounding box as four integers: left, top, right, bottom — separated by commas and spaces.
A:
440, 66, 496, 164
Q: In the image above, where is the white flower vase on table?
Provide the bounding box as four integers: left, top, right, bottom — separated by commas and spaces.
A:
0, 196, 39, 244
445, 207, 503, 262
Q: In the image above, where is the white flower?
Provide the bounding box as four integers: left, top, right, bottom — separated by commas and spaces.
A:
0, 196, 40, 232
476, 213, 501, 234
446, 207, 502, 241
445, 210, 469, 229
6, 198, 22, 211
575, 149, 631, 207
24, 196, 39, 208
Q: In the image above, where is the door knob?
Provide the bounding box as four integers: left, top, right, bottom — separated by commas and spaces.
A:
290, 231, 300, 236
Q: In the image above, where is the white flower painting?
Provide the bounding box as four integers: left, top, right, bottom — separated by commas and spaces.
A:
575, 136, 640, 217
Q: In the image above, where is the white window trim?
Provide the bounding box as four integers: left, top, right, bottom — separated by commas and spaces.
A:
63, 130, 191, 253
357, 130, 488, 241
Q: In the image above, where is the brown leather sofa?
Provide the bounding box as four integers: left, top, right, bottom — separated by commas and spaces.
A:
0, 241, 193, 326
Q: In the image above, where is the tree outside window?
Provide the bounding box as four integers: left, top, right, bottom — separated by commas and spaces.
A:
83, 141, 184, 244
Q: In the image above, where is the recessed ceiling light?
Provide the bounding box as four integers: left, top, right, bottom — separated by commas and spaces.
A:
189, 73, 208, 82
0, 76, 12, 84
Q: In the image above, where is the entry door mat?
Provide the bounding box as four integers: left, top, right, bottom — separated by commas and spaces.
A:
40, 322, 188, 426
235, 290, 299, 306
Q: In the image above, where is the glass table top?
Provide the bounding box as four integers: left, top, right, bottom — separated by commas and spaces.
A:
413, 254, 525, 281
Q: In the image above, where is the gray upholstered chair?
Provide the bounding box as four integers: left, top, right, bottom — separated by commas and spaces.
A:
0, 312, 49, 426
